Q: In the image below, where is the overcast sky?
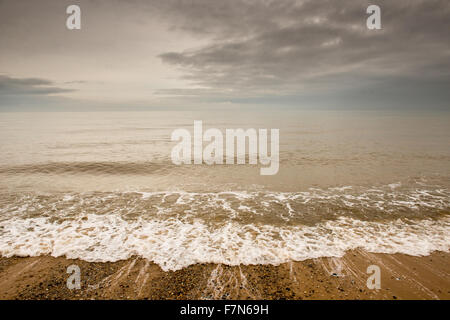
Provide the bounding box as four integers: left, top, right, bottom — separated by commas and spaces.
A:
0, 0, 449, 110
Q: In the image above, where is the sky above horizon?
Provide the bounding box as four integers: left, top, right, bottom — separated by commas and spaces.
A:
0, 0, 449, 111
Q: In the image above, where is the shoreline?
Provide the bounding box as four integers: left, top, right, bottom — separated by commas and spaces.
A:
0, 249, 448, 300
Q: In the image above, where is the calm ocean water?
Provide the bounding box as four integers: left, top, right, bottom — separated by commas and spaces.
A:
0, 110, 449, 270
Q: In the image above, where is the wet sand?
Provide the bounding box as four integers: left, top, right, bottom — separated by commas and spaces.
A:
0, 249, 448, 300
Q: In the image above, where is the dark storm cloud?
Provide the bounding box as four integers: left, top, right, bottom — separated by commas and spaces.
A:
0, 75, 75, 95
157, 0, 450, 107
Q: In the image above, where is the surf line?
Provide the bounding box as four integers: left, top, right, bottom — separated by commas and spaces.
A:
171, 120, 279, 175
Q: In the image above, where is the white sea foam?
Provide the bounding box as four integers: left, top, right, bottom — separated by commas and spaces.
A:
388, 182, 402, 189
0, 213, 448, 271
0, 185, 449, 271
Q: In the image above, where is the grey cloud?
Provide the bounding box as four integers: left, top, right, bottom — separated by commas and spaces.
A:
157, 0, 450, 107
64, 80, 88, 85
0, 75, 75, 96
0, 0, 448, 110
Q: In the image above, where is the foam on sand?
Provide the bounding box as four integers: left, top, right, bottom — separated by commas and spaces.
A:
0, 184, 448, 271
0, 212, 448, 271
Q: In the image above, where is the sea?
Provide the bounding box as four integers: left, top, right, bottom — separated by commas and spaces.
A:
0, 109, 448, 271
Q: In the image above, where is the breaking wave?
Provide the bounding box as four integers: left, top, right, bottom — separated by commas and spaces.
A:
0, 184, 449, 271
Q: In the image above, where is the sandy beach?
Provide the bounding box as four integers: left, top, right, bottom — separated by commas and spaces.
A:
0, 250, 448, 300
